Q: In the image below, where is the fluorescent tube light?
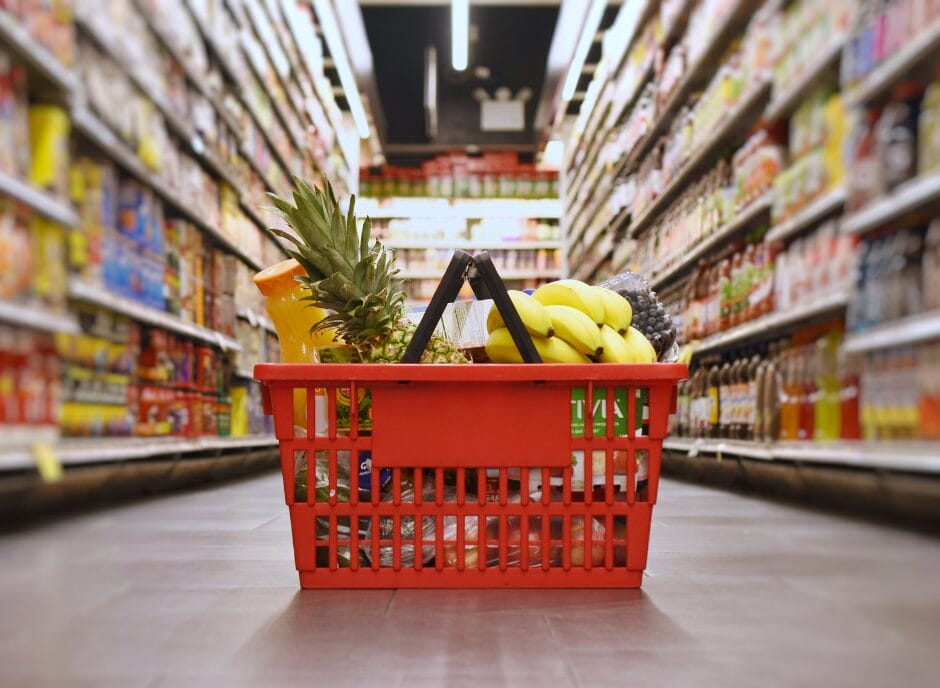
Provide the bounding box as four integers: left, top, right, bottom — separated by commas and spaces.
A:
311, 0, 371, 139
452, 0, 469, 71
561, 0, 605, 102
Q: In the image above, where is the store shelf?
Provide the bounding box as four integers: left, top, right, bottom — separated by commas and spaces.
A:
237, 307, 276, 335
843, 310, 940, 354
183, 0, 295, 181
649, 192, 773, 290
72, 107, 264, 272
765, 186, 847, 244
384, 240, 563, 250
401, 268, 562, 281
840, 172, 940, 236
75, 14, 243, 194
0, 10, 76, 93
69, 279, 242, 352
0, 434, 277, 472
622, 2, 758, 179
664, 437, 773, 461
358, 198, 562, 220
844, 17, 940, 107
0, 299, 80, 335
0, 171, 79, 227
692, 290, 850, 355
665, 436, 940, 474
764, 37, 845, 122
628, 80, 772, 239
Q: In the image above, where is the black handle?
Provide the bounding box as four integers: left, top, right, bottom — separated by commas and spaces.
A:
401, 250, 541, 363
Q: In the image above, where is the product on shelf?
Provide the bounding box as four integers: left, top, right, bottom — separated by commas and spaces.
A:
842, 0, 940, 90
0, 201, 68, 309
677, 322, 862, 443
3, 0, 76, 67
773, 89, 848, 220
848, 222, 935, 331
361, 152, 559, 200
0, 324, 60, 427
772, 0, 856, 96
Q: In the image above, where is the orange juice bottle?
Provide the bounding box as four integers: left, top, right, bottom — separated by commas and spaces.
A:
253, 259, 335, 429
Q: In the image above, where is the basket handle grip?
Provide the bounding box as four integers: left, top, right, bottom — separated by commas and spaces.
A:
401, 250, 541, 363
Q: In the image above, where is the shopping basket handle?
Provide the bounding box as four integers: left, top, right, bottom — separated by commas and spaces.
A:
400, 250, 541, 363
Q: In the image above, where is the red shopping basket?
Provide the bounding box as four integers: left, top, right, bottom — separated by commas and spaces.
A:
255, 251, 687, 588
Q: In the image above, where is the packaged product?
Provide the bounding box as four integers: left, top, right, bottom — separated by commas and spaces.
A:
27, 105, 70, 197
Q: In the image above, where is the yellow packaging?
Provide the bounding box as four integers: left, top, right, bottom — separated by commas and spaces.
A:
28, 105, 70, 195
230, 386, 249, 437
32, 218, 67, 303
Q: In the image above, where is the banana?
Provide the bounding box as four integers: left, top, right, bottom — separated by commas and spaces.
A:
485, 327, 590, 364
598, 324, 638, 363
486, 290, 554, 338
543, 304, 603, 357
593, 286, 633, 334
623, 326, 658, 363
532, 279, 606, 325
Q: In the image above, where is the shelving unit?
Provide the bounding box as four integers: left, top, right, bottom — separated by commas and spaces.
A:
69, 280, 243, 353
765, 187, 846, 243
0, 435, 278, 472
844, 310, 940, 354
561, 0, 940, 482
0, 4, 359, 482
0, 170, 79, 227
358, 197, 563, 220
0, 300, 80, 335
649, 193, 772, 290
844, 16, 940, 106
840, 171, 940, 236
693, 290, 849, 355
627, 80, 772, 240
664, 437, 940, 474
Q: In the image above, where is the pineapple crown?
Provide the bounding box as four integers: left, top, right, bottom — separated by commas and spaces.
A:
268, 176, 406, 346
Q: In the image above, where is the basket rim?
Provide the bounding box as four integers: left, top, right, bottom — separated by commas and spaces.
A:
253, 362, 689, 384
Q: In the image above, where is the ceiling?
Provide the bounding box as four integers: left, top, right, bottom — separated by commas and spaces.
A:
358, 1, 561, 164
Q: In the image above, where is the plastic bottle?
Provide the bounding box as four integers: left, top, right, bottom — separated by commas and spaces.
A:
779, 347, 800, 441
745, 350, 762, 441
798, 343, 817, 441
763, 341, 782, 442
878, 82, 923, 191
718, 257, 732, 331
253, 259, 333, 428
707, 360, 722, 439
719, 359, 733, 439
814, 331, 842, 441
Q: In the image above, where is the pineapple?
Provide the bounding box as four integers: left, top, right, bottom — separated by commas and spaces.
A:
268, 176, 469, 364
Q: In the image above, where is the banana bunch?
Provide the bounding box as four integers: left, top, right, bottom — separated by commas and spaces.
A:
485, 281, 658, 364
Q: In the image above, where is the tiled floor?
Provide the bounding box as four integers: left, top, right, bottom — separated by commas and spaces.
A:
1, 472, 938, 687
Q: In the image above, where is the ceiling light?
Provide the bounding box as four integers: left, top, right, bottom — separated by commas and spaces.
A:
542, 139, 564, 169
311, 0, 370, 139
561, 0, 605, 102
452, 0, 469, 71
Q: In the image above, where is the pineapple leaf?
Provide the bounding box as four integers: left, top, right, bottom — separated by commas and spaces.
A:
360, 217, 372, 258
345, 194, 358, 260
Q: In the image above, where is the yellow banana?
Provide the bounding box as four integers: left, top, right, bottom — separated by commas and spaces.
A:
543, 304, 603, 357
486, 290, 554, 338
598, 324, 638, 363
532, 279, 606, 325
485, 327, 590, 364
623, 326, 658, 363
592, 286, 633, 334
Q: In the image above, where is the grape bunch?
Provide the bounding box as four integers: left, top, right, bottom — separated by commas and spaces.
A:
598, 271, 677, 360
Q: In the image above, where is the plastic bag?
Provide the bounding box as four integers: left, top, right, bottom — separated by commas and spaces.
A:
361, 479, 438, 567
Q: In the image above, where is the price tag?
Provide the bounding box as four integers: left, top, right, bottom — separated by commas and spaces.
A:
688, 439, 701, 458
246, 309, 258, 328
33, 443, 63, 483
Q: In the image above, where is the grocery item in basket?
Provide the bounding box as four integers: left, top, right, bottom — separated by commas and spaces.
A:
598, 272, 678, 361
293, 443, 391, 503
265, 177, 468, 364
486, 290, 554, 339
361, 479, 437, 568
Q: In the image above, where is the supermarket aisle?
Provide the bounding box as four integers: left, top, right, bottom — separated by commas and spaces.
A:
1, 475, 938, 687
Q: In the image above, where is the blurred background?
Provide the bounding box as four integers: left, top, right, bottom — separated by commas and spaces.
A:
0, 0, 939, 685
